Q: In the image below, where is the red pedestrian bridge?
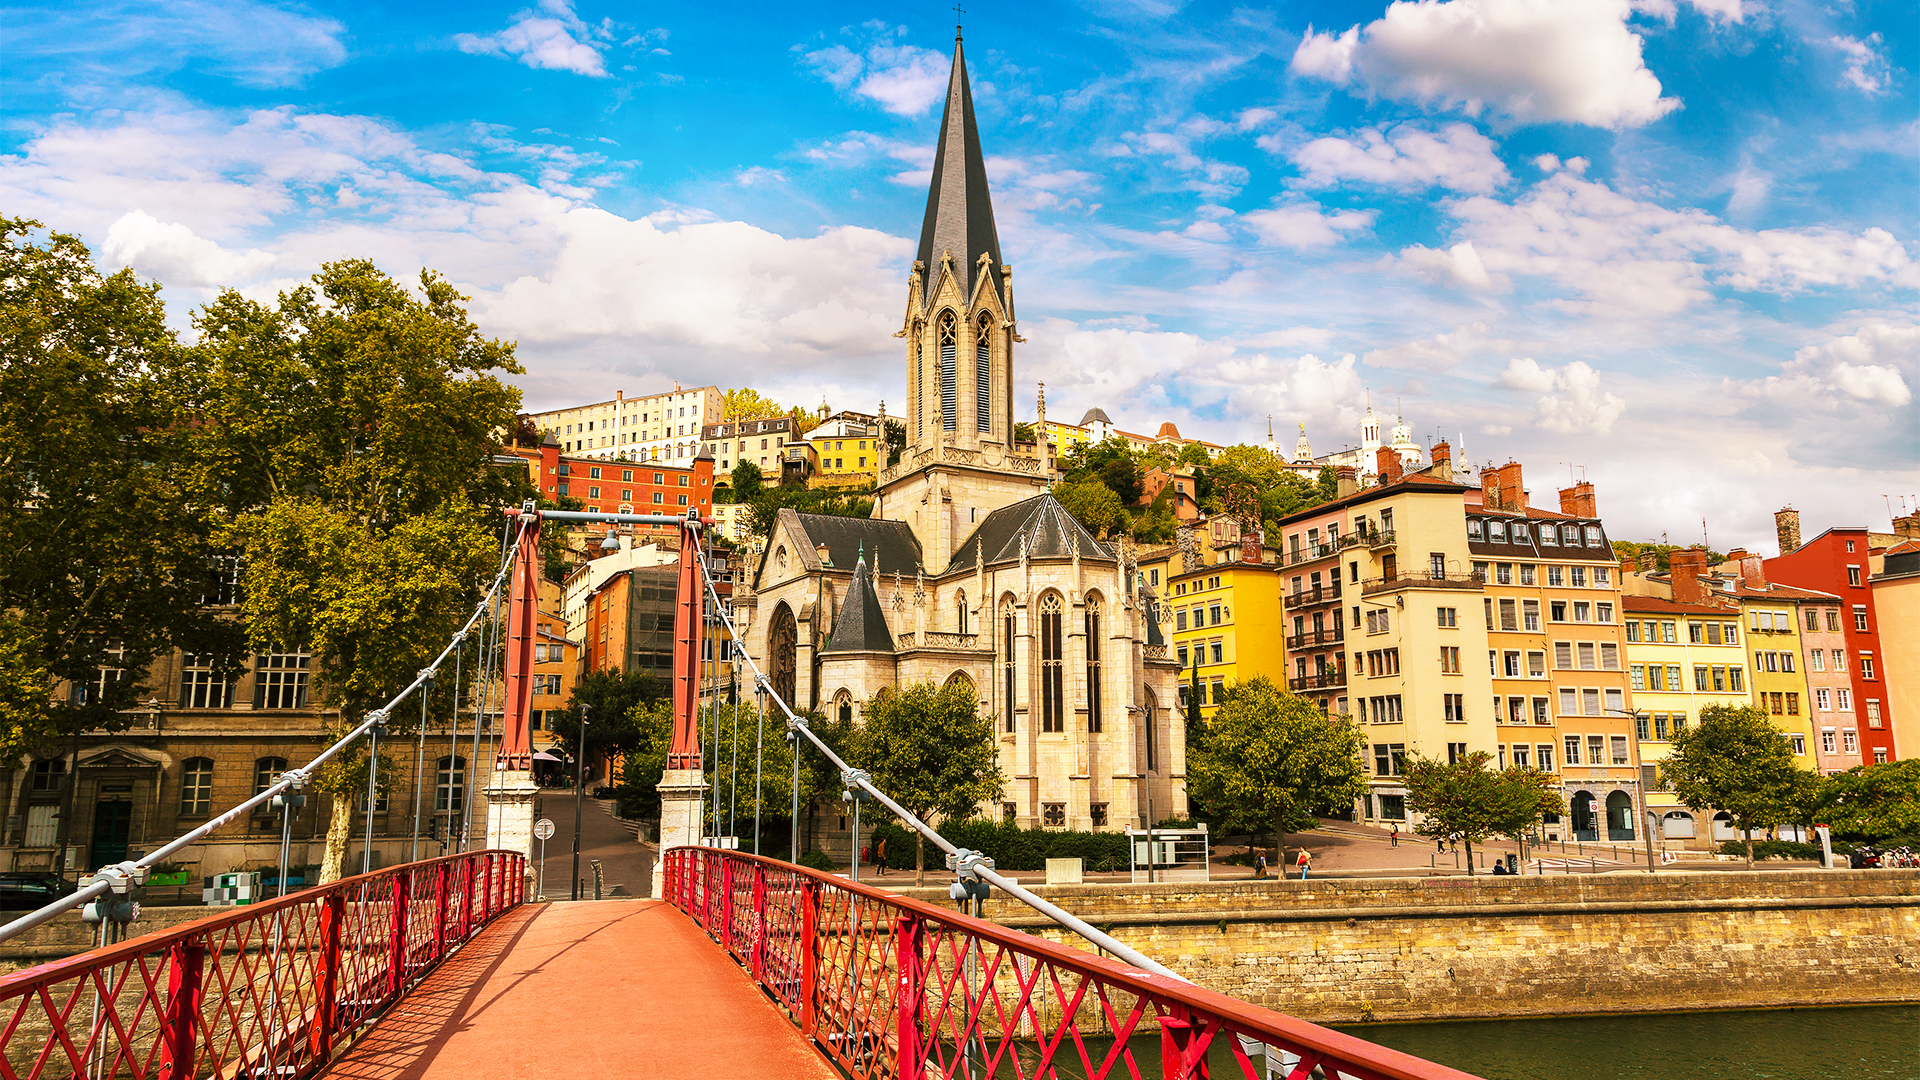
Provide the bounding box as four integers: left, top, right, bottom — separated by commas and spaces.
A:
0, 847, 1477, 1080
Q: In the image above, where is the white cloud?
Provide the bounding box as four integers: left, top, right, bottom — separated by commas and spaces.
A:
1242, 203, 1375, 249
1288, 122, 1510, 194
1290, 0, 1679, 130
1395, 240, 1503, 291
1119, 126, 1251, 199
1631, 0, 1748, 23
1496, 358, 1626, 432
802, 30, 950, 116
1738, 320, 1917, 410
102, 210, 276, 286
1366, 321, 1525, 371
1404, 172, 1918, 315
456, 0, 611, 78
1826, 34, 1891, 95
7, 0, 347, 88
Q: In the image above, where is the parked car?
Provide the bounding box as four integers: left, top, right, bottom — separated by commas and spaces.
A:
0, 873, 78, 910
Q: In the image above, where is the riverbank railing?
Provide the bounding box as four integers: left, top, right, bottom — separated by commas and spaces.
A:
0, 849, 524, 1080
664, 847, 1479, 1080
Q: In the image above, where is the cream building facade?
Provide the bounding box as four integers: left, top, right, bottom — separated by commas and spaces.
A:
730, 34, 1184, 833
529, 385, 724, 463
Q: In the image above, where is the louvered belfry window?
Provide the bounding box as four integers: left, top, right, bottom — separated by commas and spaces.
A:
939, 311, 958, 431
975, 313, 993, 432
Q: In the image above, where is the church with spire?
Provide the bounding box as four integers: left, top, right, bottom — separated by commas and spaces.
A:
732, 32, 1185, 833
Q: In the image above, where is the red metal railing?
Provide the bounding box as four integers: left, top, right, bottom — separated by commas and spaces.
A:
0, 849, 525, 1080
665, 848, 1480, 1080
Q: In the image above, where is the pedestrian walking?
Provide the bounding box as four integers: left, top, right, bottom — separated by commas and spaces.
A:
1389, 825, 1399, 848
1295, 848, 1312, 880
1254, 852, 1267, 879
875, 836, 888, 876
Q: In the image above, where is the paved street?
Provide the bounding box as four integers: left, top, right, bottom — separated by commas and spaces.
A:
528, 789, 653, 899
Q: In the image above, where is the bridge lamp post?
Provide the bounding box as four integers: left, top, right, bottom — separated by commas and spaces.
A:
1605, 707, 1659, 873
572, 704, 590, 901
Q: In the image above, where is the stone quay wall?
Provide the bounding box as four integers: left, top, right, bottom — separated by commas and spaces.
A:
891, 869, 1920, 1023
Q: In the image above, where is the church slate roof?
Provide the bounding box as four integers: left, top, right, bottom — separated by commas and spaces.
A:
916, 36, 1004, 311
819, 554, 895, 655
793, 513, 923, 577
950, 493, 1113, 567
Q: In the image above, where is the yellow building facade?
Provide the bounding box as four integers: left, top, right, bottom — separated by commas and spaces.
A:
1621, 594, 1751, 842
804, 418, 882, 489
1167, 556, 1286, 721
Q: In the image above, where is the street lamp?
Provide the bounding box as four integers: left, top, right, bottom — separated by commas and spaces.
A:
572, 704, 590, 900
1605, 707, 1659, 873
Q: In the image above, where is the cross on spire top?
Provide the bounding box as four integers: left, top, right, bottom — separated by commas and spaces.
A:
954, 1, 965, 38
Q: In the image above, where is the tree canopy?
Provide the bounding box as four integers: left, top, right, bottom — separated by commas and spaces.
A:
1403, 752, 1561, 874
1661, 703, 1819, 866
1184, 676, 1365, 862
852, 681, 1004, 882
721, 388, 787, 422
1814, 759, 1920, 840
1056, 479, 1131, 539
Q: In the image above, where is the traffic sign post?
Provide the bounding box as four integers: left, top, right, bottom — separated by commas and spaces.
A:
533, 818, 555, 900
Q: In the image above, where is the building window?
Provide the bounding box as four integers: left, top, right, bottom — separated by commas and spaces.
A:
938, 311, 958, 431
255, 650, 310, 709
1443, 694, 1465, 723
1843, 730, 1858, 753
436, 756, 466, 813
254, 757, 288, 795
1437, 606, 1457, 627
1847, 566, 1861, 587
1085, 600, 1103, 733
1042, 803, 1066, 827
976, 313, 994, 432
1866, 700, 1883, 728
30, 758, 65, 793
201, 555, 244, 606
1089, 803, 1108, 828
1446, 741, 1468, 764
180, 758, 214, 816
1003, 802, 1018, 823
1002, 603, 1018, 733
1039, 595, 1065, 732
1440, 646, 1460, 673
179, 653, 233, 709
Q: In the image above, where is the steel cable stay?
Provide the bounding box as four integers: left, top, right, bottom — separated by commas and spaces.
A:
0, 517, 533, 946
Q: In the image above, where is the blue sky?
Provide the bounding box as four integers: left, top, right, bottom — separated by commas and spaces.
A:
4, 0, 1915, 549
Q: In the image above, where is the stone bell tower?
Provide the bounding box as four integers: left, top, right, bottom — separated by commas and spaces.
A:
875, 29, 1044, 571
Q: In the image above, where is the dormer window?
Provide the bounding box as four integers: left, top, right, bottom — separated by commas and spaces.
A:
1468, 519, 1484, 541
1489, 520, 1508, 543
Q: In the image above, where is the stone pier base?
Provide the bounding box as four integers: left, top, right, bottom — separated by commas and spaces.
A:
652, 768, 706, 898
484, 768, 539, 863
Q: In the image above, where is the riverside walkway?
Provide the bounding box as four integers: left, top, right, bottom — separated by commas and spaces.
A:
319, 898, 836, 1080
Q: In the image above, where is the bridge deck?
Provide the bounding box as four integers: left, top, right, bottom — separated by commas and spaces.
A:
319, 899, 837, 1080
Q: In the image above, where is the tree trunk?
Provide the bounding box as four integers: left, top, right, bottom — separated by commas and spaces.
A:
1464, 837, 1475, 876
1743, 824, 1754, 869
1274, 810, 1286, 873
317, 794, 353, 885
915, 832, 926, 886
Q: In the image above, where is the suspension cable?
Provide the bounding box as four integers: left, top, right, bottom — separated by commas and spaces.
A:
0, 516, 532, 945
692, 550, 1186, 982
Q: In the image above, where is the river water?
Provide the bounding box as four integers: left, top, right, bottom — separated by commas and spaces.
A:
1332, 1005, 1919, 1079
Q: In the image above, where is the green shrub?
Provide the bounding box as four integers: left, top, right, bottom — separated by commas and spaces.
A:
797, 849, 838, 872
1717, 839, 1821, 860
866, 819, 1132, 873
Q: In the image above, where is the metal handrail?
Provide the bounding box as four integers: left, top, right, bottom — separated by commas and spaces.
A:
0, 849, 525, 1080
666, 847, 1481, 1080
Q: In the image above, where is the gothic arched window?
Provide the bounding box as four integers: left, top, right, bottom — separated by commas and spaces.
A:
938, 311, 958, 432
975, 312, 993, 433
1085, 594, 1103, 734
955, 589, 968, 635
1000, 597, 1017, 734
1143, 687, 1158, 773
834, 690, 853, 727
914, 332, 925, 438
1039, 593, 1064, 733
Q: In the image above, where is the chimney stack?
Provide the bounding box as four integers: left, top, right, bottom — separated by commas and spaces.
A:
1894, 513, 1920, 539
1558, 481, 1596, 518
1639, 551, 1660, 573
1669, 547, 1711, 604
1775, 507, 1801, 555
1335, 465, 1358, 499
1481, 461, 1525, 512
1430, 440, 1452, 478
1727, 547, 1750, 562
1376, 447, 1402, 485
1740, 554, 1765, 590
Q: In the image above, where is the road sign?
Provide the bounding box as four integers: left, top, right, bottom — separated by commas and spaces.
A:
534, 818, 555, 841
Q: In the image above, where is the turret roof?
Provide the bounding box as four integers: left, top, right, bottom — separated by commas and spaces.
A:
916, 35, 1003, 311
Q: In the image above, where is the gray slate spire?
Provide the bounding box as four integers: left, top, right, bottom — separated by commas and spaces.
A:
820, 550, 895, 654
916, 33, 1003, 310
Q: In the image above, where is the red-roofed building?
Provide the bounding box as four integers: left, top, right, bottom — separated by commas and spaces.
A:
1765, 519, 1900, 764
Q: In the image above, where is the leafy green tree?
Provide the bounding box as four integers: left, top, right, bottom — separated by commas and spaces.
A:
852, 681, 1005, 884
1174, 442, 1212, 470
1611, 541, 1727, 572
1132, 501, 1177, 544
1013, 421, 1036, 443
539, 494, 586, 581
881, 418, 906, 466
0, 218, 244, 762
1056, 479, 1131, 538
1661, 703, 1816, 867
1816, 759, 1920, 840
722, 388, 787, 422
1316, 465, 1338, 503
1404, 753, 1560, 874
557, 667, 668, 775
198, 259, 523, 882
1184, 676, 1366, 865
729, 460, 765, 505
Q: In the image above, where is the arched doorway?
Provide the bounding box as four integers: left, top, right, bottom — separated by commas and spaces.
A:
768, 602, 797, 708
1570, 791, 1598, 841
1605, 791, 1635, 840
